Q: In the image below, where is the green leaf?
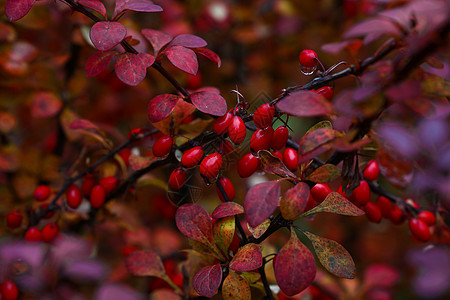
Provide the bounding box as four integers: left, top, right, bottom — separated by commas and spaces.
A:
301, 192, 365, 217
213, 216, 235, 259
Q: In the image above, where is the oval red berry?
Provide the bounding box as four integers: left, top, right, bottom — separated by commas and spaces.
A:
364, 202, 382, 223
169, 168, 187, 190
24, 226, 42, 242
363, 160, 380, 181
216, 176, 235, 202
153, 135, 173, 157
99, 176, 118, 194
228, 116, 246, 144
181, 146, 204, 168
6, 210, 23, 229
350, 180, 370, 206
315, 86, 334, 101
213, 112, 232, 135
1, 280, 19, 300
250, 126, 274, 153
200, 153, 223, 179
90, 184, 106, 208
310, 183, 332, 204
237, 153, 260, 178
299, 49, 318, 68
33, 185, 51, 202
408, 218, 430, 242
283, 148, 298, 171
41, 222, 59, 243
253, 103, 275, 129
66, 184, 82, 209
418, 211, 436, 226
271, 126, 289, 150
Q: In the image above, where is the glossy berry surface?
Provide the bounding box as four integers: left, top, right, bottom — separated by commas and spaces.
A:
33, 185, 51, 202
213, 112, 232, 134
315, 86, 334, 100
364, 202, 382, 223
216, 176, 235, 202
99, 176, 118, 194
181, 146, 204, 168
408, 218, 430, 242
418, 211, 436, 226
238, 153, 260, 178
363, 160, 380, 181
253, 103, 275, 129
271, 150, 283, 161
153, 135, 173, 157
271, 126, 289, 150
41, 222, 59, 243
310, 183, 332, 203
375, 196, 393, 218
350, 180, 370, 206
228, 116, 246, 144
81, 174, 96, 197
389, 205, 405, 225
169, 168, 187, 190
1, 280, 19, 300
283, 148, 298, 171
6, 210, 23, 229
24, 226, 42, 242
66, 184, 82, 209
299, 49, 318, 68
90, 185, 106, 208
250, 126, 274, 153
200, 153, 223, 179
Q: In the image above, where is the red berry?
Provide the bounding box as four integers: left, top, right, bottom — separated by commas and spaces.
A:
250, 126, 274, 153
1, 280, 19, 300
6, 210, 23, 229
40, 204, 55, 219
271, 150, 283, 161
41, 222, 59, 243
169, 169, 187, 190
390, 205, 405, 225
228, 230, 240, 254
364, 202, 382, 223
24, 226, 42, 242
253, 103, 275, 129
33, 185, 51, 202
221, 139, 234, 155
181, 146, 204, 168
408, 218, 430, 242
363, 160, 380, 181
81, 173, 96, 197
118, 148, 131, 167
304, 194, 318, 212
66, 184, 82, 209
310, 183, 332, 204
350, 180, 370, 206
213, 111, 232, 135
216, 177, 235, 202
228, 116, 246, 144
153, 135, 173, 157
283, 148, 298, 171
418, 211, 436, 226
237, 153, 260, 178
128, 127, 145, 139
200, 153, 223, 179
315, 86, 334, 100
186, 72, 202, 90
375, 196, 393, 219
405, 199, 420, 210
299, 49, 318, 68
90, 185, 106, 208
99, 176, 118, 194
271, 126, 289, 150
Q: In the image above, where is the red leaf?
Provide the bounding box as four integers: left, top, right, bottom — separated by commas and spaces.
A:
276, 91, 333, 117
244, 181, 281, 228
170, 34, 207, 48
31, 92, 62, 118
175, 204, 212, 243
165, 46, 198, 75
90, 21, 127, 51
190, 92, 227, 117
113, 0, 163, 18
141, 29, 173, 55
321, 40, 362, 55
280, 182, 310, 220
195, 47, 222, 68
193, 264, 222, 298
259, 150, 298, 179
147, 94, 181, 123
85, 51, 117, 77
125, 250, 166, 277
5, 0, 35, 22
301, 192, 365, 217
212, 202, 244, 219
78, 0, 106, 18
343, 18, 401, 44
70, 119, 99, 131
274, 230, 316, 296
115, 53, 154, 86
298, 128, 337, 163
229, 243, 262, 272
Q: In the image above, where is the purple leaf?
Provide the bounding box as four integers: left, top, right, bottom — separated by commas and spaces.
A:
114, 0, 163, 18
90, 21, 127, 51
244, 180, 281, 228
212, 202, 244, 219
376, 122, 420, 159
78, 0, 106, 18
63, 259, 107, 281
276, 91, 333, 117
114, 53, 154, 86
190, 92, 227, 116
165, 46, 199, 75
170, 34, 207, 48
343, 18, 401, 44
147, 94, 181, 123
141, 29, 173, 55
85, 51, 117, 77
194, 48, 222, 68
5, 0, 35, 22
193, 264, 222, 298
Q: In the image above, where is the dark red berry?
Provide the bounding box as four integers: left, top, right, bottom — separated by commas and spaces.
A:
41, 222, 59, 243
213, 112, 232, 135
390, 205, 405, 225
216, 177, 235, 202
271, 126, 289, 150
99, 176, 118, 194
24, 226, 41, 242
364, 202, 382, 223
315, 86, 334, 100
228, 116, 246, 144
271, 150, 283, 161
363, 160, 380, 181
90, 185, 106, 208
221, 139, 234, 155
81, 173, 96, 197
228, 230, 240, 254
186, 72, 202, 90
128, 127, 145, 139
250, 126, 274, 153
418, 211, 436, 226
181, 146, 204, 168
153, 135, 173, 157
200, 153, 223, 179
310, 183, 332, 204
169, 169, 187, 190
238, 153, 260, 178
283, 148, 298, 171
299, 49, 318, 68
121, 245, 139, 258
375, 196, 392, 219
40, 204, 55, 219
408, 218, 430, 242
6, 210, 23, 229
1, 280, 19, 300
304, 194, 318, 212
118, 148, 131, 167
33, 185, 51, 202
253, 103, 275, 129
350, 180, 370, 206
66, 184, 82, 209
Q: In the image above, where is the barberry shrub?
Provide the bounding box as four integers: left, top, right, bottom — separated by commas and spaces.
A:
1, 0, 449, 299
